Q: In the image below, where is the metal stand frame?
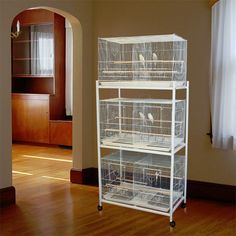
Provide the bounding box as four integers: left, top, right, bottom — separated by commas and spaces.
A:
96, 81, 189, 227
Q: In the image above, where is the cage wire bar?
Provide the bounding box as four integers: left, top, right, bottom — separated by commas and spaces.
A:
96, 34, 189, 227
99, 98, 185, 152
101, 151, 185, 212
98, 34, 187, 83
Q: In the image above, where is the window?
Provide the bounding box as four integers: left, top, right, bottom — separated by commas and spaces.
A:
210, 0, 236, 150
30, 24, 54, 75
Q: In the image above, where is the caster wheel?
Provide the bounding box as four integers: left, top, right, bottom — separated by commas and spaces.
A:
181, 202, 186, 208
97, 205, 103, 211
170, 221, 176, 228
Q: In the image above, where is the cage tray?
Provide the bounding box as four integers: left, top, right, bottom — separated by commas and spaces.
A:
102, 134, 183, 152
98, 80, 187, 88
103, 182, 182, 212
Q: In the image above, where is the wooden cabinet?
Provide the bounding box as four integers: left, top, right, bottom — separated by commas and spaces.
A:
11, 9, 69, 145
12, 9, 66, 120
12, 93, 50, 143
49, 120, 72, 146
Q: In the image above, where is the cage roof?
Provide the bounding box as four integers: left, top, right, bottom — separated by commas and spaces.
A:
99, 34, 186, 44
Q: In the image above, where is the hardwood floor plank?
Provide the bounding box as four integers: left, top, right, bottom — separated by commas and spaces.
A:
0, 144, 235, 235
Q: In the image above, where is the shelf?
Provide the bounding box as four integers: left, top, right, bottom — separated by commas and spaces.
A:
100, 143, 186, 155
13, 39, 40, 43
102, 182, 182, 213
102, 151, 185, 168
100, 97, 184, 104
99, 60, 185, 64
13, 58, 53, 61
12, 74, 54, 78
97, 80, 187, 90
102, 71, 180, 74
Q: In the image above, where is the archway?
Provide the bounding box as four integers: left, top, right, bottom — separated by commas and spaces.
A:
11, 6, 83, 176
0, 1, 94, 206
10, 7, 82, 176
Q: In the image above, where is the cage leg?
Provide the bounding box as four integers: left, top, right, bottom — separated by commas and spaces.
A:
97, 197, 103, 211
169, 214, 175, 227
170, 220, 176, 227
181, 201, 186, 208
97, 204, 103, 211
98, 195, 103, 211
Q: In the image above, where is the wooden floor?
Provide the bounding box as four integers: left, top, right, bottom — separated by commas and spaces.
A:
0, 143, 235, 236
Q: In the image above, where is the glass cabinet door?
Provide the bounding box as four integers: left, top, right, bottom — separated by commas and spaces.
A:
12, 24, 54, 77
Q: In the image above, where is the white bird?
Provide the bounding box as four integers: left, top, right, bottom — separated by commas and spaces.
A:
155, 171, 159, 182
148, 113, 154, 123
152, 52, 158, 61
139, 112, 145, 120
139, 53, 145, 66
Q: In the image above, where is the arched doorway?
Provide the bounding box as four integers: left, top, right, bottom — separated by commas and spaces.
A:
0, 1, 95, 207
10, 6, 83, 176
9, 5, 83, 207
11, 8, 75, 183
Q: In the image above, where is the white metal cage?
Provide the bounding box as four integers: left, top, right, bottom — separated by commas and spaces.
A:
100, 98, 185, 152
98, 34, 187, 82
101, 151, 185, 212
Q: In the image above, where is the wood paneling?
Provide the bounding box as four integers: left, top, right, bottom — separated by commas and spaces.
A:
209, 0, 219, 7
50, 14, 66, 120
49, 120, 72, 146
12, 77, 54, 94
12, 9, 54, 26
12, 93, 50, 143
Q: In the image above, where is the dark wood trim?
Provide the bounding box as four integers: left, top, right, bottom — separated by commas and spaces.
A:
71, 168, 236, 203
209, 0, 219, 7
0, 186, 16, 208
70, 168, 98, 186
12, 9, 54, 26
187, 180, 236, 203
49, 13, 66, 120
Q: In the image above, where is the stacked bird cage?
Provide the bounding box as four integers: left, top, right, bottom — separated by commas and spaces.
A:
98, 34, 187, 82
100, 98, 185, 152
101, 151, 185, 212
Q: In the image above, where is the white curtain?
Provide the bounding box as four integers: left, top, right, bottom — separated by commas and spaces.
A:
31, 25, 54, 75
210, 0, 236, 150
65, 19, 73, 116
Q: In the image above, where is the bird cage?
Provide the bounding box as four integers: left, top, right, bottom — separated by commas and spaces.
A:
97, 34, 189, 227
99, 98, 185, 152
101, 151, 185, 212
98, 34, 187, 82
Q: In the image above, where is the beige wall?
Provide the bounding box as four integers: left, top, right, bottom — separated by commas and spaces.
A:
0, 0, 235, 190
93, 0, 236, 186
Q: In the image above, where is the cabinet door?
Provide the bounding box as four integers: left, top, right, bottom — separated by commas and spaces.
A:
12, 94, 50, 143
49, 120, 72, 146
